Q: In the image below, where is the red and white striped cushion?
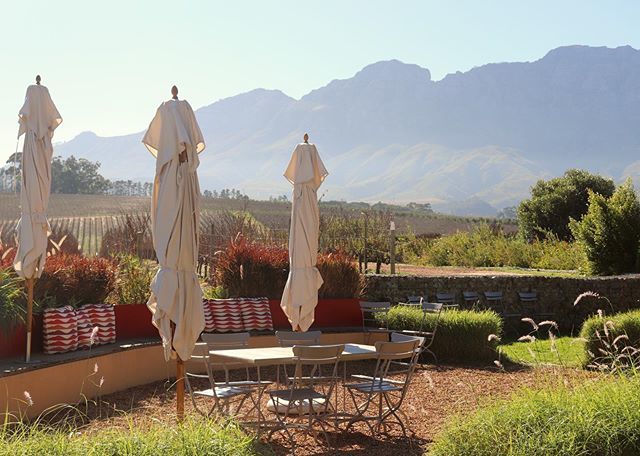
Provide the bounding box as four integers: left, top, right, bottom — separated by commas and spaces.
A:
208, 300, 245, 332
239, 298, 273, 331
43, 306, 78, 354
203, 300, 216, 332
80, 304, 116, 345
76, 306, 94, 349
202, 298, 273, 332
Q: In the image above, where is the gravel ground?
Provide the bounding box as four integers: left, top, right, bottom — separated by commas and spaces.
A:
44, 361, 594, 455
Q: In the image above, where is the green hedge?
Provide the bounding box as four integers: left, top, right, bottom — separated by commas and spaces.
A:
430, 374, 640, 456
580, 309, 640, 368
379, 306, 502, 362
0, 419, 264, 456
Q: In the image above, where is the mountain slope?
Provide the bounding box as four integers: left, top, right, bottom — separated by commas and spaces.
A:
54, 45, 640, 215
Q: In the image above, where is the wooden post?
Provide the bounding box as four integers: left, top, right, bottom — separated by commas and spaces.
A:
136, 231, 144, 258
171, 321, 185, 423
176, 356, 185, 422
363, 213, 368, 273
390, 220, 396, 275
25, 278, 34, 363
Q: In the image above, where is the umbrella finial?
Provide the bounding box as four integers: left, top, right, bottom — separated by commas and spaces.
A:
35, 75, 41, 85
303, 133, 309, 144
171, 85, 179, 100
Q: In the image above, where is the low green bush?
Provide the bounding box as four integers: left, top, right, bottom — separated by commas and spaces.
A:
380, 306, 502, 362
430, 374, 640, 456
580, 309, 640, 369
400, 224, 585, 271
107, 254, 157, 305
0, 418, 264, 456
0, 268, 25, 330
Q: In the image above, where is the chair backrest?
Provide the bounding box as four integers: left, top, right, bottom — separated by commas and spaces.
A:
391, 332, 426, 348
360, 301, 391, 329
462, 291, 480, 303
201, 332, 250, 349
436, 292, 455, 304
374, 339, 420, 361
518, 291, 538, 302
484, 291, 503, 302
292, 344, 344, 365
406, 296, 424, 306
422, 302, 443, 314
276, 330, 322, 347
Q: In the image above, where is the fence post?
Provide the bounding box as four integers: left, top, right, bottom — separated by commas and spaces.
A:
362, 212, 368, 273
390, 220, 396, 275
136, 231, 143, 258
209, 223, 215, 279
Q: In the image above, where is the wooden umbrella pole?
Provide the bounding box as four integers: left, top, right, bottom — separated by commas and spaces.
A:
171, 321, 185, 422
25, 278, 34, 363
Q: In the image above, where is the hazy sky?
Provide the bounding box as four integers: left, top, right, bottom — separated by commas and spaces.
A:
0, 0, 637, 164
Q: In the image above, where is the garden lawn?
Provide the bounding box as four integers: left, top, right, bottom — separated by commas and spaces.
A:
499, 336, 585, 368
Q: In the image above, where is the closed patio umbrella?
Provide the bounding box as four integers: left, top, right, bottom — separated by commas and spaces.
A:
13, 76, 62, 362
143, 86, 205, 420
280, 135, 328, 331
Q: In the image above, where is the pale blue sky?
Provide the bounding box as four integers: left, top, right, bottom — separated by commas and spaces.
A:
0, 0, 637, 164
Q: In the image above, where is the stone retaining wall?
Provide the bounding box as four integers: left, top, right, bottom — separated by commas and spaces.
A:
363, 274, 640, 333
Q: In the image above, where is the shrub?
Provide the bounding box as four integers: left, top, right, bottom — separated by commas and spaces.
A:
317, 252, 362, 299
580, 309, 640, 370
518, 169, 615, 241
403, 224, 584, 270
0, 268, 25, 330
106, 254, 157, 305
380, 306, 502, 362
215, 235, 289, 299
35, 254, 117, 308
571, 179, 640, 275
215, 235, 362, 299
430, 374, 640, 456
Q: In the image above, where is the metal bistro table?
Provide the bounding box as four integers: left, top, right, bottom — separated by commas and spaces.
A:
208, 343, 379, 430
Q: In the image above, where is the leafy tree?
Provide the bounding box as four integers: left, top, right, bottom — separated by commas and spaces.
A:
570, 179, 640, 275
518, 169, 615, 241
51, 156, 111, 194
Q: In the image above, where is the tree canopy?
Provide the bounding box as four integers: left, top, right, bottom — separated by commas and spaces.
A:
518, 169, 615, 241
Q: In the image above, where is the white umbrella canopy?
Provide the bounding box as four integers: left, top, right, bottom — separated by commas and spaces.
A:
143, 94, 205, 363
280, 140, 328, 331
13, 81, 62, 363
13, 82, 62, 280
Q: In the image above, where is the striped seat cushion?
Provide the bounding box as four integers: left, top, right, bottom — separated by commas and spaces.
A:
43, 306, 78, 354
202, 297, 273, 332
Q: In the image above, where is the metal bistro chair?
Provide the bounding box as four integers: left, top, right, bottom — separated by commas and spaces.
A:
268, 344, 344, 448
359, 301, 391, 333
462, 291, 480, 308
185, 333, 271, 424
485, 291, 521, 320
275, 331, 322, 385
345, 337, 421, 437
436, 291, 459, 310
519, 291, 554, 322
397, 302, 442, 363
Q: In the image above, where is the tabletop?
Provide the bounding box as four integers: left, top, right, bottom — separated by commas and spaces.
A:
207, 343, 378, 366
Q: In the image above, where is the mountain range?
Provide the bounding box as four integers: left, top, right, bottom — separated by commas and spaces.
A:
54, 45, 640, 216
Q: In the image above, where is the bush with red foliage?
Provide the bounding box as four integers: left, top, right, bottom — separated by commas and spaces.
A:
34, 254, 117, 308
317, 252, 363, 299
215, 235, 362, 299
215, 235, 289, 299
